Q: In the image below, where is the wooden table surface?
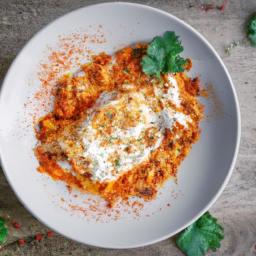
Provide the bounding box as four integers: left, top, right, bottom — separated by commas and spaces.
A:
0, 0, 256, 255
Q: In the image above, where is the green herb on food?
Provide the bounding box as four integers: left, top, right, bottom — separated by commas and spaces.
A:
92, 160, 98, 169
109, 136, 118, 143
176, 212, 224, 256
115, 159, 120, 167
141, 31, 187, 78
0, 217, 8, 244
123, 68, 130, 74
225, 13, 256, 55
105, 111, 113, 119
247, 13, 256, 46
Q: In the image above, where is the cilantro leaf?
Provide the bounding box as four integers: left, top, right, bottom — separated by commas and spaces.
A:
247, 13, 256, 46
142, 55, 162, 77
163, 31, 183, 55
141, 31, 187, 77
0, 217, 8, 244
176, 212, 224, 256
167, 55, 187, 73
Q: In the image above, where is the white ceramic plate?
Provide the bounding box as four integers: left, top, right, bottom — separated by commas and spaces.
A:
0, 2, 240, 249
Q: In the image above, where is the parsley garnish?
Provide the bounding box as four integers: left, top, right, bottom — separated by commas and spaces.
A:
92, 160, 98, 169
141, 31, 187, 78
108, 136, 118, 143
176, 212, 224, 256
123, 68, 130, 74
247, 13, 256, 46
105, 111, 113, 119
0, 217, 8, 244
114, 159, 120, 167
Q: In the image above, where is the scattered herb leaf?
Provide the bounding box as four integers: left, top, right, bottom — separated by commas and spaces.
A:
224, 40, 241, 55
123, 68, 130, 74
109, 136, 117, 143
92, 160, 98, 168
105, 111, 113, 119
247, 13, 256, 46
115, 159, 120, 167
0, 217, 8, 244
141, 31, 187, 77
176, 212, 224, 256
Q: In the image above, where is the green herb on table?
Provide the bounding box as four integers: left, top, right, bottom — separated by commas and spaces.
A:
0, 217, 8, 244
176, 212, 224, 256
224, 40, 243, 55
247, 13, 256, 46
105, 111, 113, 119
225, 12, 256, 55
141, 31, 187, 78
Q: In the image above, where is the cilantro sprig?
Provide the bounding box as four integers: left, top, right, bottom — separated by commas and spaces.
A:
247, 13, 256, 46
141, 31, 187, 78
0, 217, 8, 244
176, 212, 224, 256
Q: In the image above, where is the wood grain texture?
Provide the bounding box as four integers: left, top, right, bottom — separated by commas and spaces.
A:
0, 0, 256, 255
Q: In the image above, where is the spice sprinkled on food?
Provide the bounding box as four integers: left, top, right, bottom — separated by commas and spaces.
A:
34, 31, 203, 207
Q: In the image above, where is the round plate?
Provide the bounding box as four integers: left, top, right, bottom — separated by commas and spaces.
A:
0, 2, 240, 249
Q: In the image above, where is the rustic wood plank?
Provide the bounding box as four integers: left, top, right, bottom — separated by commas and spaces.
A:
1, 0, 256, 255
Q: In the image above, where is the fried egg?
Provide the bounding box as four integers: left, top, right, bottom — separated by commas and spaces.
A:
58, 74, 191, 182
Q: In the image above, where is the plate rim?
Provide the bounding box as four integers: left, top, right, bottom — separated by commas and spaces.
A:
0, 1, 241, 249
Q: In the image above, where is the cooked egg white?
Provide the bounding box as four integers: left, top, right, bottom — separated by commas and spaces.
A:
59, 74, 191, 182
